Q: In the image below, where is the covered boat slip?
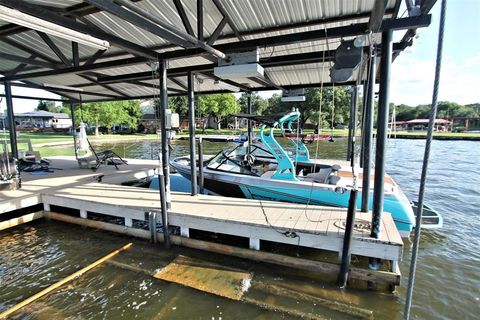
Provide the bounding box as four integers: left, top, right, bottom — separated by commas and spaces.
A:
0, 156, 402, 285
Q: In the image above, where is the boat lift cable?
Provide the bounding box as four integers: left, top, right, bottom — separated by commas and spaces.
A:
302, 27, 329, 223
404, 0, 447, 319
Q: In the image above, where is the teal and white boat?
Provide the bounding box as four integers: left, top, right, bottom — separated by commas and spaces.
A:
171, 110, 441, 237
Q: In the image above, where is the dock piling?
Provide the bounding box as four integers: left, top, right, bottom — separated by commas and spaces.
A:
338, 189, 358, 288
371, 30, 393, 239
157, 171, 170, 248
197, 137, 204, 194
187, 71, 197, 196
361, 52, 376, 213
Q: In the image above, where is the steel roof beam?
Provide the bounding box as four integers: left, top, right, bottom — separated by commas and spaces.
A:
0, 0, 158, 59
112, 0, 228, 60
369, 0, 389, 33
37, 31, 72, 66
84, 0, 193, 49
0, 52, 62, 69
79, 74, 129, 98
0, 93, 71, 102
197, 0, 203, 41
83, 49, 107, 66
1, 37, 60, 64
170, 77, 188, 91
9, 81, 122, 98
207, 17, 227, 46
173, 0, 194, 36
0, 16, 429, 82
72, 42, 79, 66
211, 0, 243, 41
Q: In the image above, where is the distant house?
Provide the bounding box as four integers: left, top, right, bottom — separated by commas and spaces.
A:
4, 111, 72, 132
391, 119, 452, 132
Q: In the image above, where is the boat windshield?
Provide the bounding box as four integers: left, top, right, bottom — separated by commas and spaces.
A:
206, 143, 273, 175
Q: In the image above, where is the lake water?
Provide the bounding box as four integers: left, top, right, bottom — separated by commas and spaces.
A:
1, 138, 479, 319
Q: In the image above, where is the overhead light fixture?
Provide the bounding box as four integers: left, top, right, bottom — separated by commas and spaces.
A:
214, 80, 239, 92
214, 63, 264, 80
0, 5, 110, 50
281, 96, 305, 102
43, 83, 84, 92
281, 89, 306, 102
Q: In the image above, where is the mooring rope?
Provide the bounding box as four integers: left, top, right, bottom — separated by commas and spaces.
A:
404, 0, 447, 318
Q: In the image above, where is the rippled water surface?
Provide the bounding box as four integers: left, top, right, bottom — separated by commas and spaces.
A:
1, 138, 479, 319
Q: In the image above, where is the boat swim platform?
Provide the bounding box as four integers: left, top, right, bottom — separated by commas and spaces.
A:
0, 156, 403, 283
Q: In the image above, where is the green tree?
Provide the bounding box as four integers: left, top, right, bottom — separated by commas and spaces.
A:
200, 93, 236, 129
238, 92, 268, 115
75, 100, 142, 136
168, 96, 189, 117
36, 100, 56, 111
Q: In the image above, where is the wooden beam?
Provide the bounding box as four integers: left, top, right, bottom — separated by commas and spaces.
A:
45, 211, 401, 286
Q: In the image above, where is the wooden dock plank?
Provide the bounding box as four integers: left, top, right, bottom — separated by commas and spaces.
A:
2, 157, 403, 262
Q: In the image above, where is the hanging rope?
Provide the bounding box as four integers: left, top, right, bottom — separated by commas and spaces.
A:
404, 1, 447, 319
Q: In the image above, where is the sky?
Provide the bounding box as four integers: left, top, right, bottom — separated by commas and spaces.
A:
1, 0, 478, 113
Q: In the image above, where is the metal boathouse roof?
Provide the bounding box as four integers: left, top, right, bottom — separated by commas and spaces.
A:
0, 0, 436, 103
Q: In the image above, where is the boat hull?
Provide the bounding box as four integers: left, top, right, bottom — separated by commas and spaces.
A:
170, 157, 415, 237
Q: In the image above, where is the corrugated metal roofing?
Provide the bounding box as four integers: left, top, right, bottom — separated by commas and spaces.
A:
0, 0, 428, 102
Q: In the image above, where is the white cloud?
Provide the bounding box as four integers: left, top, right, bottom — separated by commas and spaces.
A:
391, 51, 480, 106
0, 86, 61, 114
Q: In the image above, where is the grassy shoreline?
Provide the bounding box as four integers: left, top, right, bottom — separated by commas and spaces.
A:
1, 130, 479, 158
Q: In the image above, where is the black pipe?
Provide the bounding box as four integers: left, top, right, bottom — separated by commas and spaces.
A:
4, 81, 20, 189
371, 30, 392, 239
362, 53, 377, 213
338, 189, 358, 288
159, 60, 171, 208
198, 137, 204, 194
4, 81, 18, 159
359, 83, 368, 168
247, 93, 253, 153
158, 171, 170, 248
350, 86, 359, 166
346, 86, 354, 162
149, 211, 158, 244
70, 103, 79, 159
187, 71, 197, 195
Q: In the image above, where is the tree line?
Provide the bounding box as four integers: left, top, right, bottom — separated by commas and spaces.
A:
37, 90, 480, 134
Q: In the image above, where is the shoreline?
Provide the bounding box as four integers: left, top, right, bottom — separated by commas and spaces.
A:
25, 132, 480, 148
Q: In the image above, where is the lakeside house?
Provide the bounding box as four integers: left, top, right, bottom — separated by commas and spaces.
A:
391, 119, 453, 132
0, 111, 72, 132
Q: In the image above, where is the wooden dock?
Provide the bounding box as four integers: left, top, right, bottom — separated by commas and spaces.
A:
0, 156, 403, 286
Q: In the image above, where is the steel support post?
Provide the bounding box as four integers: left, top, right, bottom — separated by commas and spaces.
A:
247, 93, 253, 153
70, 103, 79, 159
371, 31, 392, 238
159, 60, 171, 209
361, 53, 377, 212
4, 81, 18, 159
198, 137, 204, 194
338, 189, 358, 287
187, 71, 197, 196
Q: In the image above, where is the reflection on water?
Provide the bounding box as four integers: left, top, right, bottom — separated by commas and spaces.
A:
1, 138, 479, 319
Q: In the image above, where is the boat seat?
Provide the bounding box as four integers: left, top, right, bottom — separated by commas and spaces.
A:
306, 168, 332, 183
261, 170, 275, 179
328, 175, 341, 185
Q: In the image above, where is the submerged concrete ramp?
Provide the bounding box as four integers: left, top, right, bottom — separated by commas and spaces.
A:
154, 255, 252, 300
